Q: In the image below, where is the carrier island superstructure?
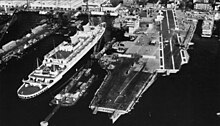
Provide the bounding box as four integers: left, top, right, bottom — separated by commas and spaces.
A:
89, 8, 190, 123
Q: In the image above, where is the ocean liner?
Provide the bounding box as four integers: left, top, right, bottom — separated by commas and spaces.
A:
17, 22, 106, 99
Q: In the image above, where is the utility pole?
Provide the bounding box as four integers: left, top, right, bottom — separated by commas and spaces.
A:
26, 0, 29, 9
84, 0, 91, 24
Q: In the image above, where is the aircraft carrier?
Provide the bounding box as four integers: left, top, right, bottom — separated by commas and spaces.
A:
89, 8, 190, 123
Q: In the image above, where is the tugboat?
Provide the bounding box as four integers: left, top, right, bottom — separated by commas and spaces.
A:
17, 22, 106, 99
50, 68, 96, 106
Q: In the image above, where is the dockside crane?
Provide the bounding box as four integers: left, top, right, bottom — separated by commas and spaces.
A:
0, 9, 17, 43
0, 1, 30, 43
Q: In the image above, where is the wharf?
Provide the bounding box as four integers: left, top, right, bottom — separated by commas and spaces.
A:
0, 23, 60, 67
0, 0, 83, 10
28, 0, 83, 12
90, 9, 190, 123
0, 0, 120, 17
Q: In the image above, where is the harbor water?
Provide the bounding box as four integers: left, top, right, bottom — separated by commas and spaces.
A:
0, 12, 220, 126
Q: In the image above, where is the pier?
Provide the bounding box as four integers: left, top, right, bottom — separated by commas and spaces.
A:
29, 0, 83, 12
0, 0, 83, 11
0, 0, 120, 17
0, 23, 60, 67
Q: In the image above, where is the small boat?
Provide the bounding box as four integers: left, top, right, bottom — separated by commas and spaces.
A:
50, 68, 96, 107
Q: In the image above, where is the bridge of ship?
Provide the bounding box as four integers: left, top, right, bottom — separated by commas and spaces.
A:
29, 63, 64, 80
26, 37, 93, 86
48, 35, 90, 60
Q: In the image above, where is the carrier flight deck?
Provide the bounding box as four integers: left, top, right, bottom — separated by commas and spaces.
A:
89, 9, 190, 123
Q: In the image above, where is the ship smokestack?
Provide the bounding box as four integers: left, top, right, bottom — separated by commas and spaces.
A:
83, 23, 91, 32
40, 121, 48, 126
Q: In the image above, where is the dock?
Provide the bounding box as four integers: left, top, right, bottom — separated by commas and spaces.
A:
0, 23, 60, 67
0, 0, 120, 17
0, 0, 83, 12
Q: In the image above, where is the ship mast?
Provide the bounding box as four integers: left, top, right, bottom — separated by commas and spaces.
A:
85, 0, 91, 24
37, 58, 39, 68
26, 0, 29, 8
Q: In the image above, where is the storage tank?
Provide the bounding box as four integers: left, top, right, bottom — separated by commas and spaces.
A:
2, 40, 16, 52
31, 24, 47, 34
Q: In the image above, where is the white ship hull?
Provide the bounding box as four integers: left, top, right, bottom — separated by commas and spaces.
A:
17, 23, 106, 99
